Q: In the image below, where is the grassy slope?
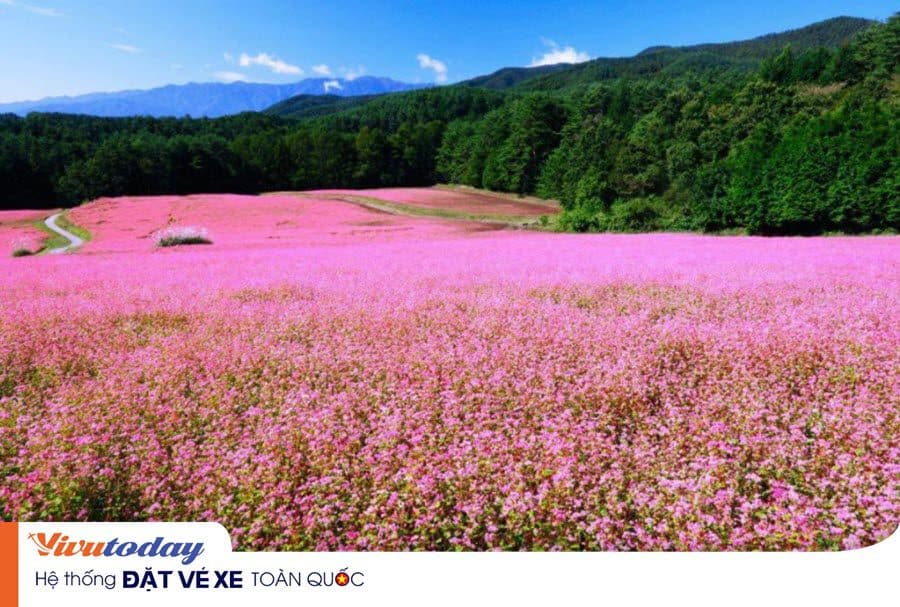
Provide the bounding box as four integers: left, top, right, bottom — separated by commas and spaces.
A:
278, 187, 560, 229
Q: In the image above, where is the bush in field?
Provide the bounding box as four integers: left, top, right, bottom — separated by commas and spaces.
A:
557, 207, 601, 232
154, 226, 212, 247
599, 196, 674, 232
558, 197, 686, 233
10, 238, 37, 257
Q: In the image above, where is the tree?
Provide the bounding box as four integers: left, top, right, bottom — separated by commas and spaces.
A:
760, 46, 796, 83
481, 95, 567, 194
353, 126, 390, 186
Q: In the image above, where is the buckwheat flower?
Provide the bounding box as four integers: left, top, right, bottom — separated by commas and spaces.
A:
0, 197, 896, 550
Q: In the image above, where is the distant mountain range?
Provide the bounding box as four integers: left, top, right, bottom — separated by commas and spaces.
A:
0, 76, 427, 118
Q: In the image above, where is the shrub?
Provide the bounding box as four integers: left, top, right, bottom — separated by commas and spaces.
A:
10, 238, 37, 257
599, 196, 675, 232
154, 226, 212, 247
557, 207, 601, 232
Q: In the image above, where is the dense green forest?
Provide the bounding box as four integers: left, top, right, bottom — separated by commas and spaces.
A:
1, 15, 897, 234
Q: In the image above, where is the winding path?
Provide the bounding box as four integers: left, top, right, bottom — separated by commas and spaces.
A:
44, 213, 84, 254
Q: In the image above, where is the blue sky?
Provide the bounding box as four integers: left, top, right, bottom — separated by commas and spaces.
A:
0, 0, 895, 102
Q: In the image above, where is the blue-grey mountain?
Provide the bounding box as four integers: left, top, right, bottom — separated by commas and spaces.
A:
0, 76, 426, 118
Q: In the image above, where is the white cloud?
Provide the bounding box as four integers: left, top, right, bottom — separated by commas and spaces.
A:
417, 53, 448, 83
214, 71, 248, 83
323, 80, 342, 93
312, 64, 332, 76
23, 4, 63, 17
108, 43, 140, 54
341, 65, 365, 81
529, 39, 590, 67
171, 63, 183, 70
238, 52, 303, 75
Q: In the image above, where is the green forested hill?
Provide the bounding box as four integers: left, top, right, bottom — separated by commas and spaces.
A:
458, 16, 875, 92
458, 64, 570, 91
437, 16, 898, 233
263, 94, 379, 120
1, 15, 897, 234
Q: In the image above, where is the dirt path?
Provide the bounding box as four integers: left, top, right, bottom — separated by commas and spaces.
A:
44, 213, 84, 254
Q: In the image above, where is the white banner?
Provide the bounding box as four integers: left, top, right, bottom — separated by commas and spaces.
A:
7, 522, 898, 606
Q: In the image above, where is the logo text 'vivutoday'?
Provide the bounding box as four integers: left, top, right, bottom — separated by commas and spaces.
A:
28, 533, 205, 565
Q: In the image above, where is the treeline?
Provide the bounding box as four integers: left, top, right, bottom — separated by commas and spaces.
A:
0, 16, 897, 234
0, 113, 282, 208
0, 87, 504, 209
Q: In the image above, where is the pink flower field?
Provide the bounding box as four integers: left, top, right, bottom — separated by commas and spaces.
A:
0, 190, 898, 551
0, 209, 50, 256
